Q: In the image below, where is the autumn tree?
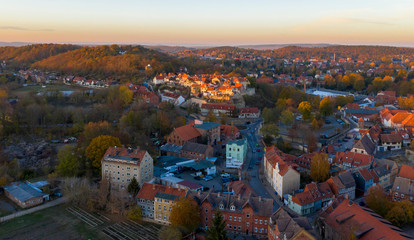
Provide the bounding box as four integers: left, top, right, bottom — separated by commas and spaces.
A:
365, 185, 392, 217
80, 121, 113, 147
261, 124, 279, 137
298, 101, 312, 120
56, 145, 80, 177
118, 85, 133, 107
281, 110, 294, 126
159, 226, 182, 240
127, 177, 140, 197
220, 113, 228, 125
86, 135, 121, 169
385, 200, 414, 227
170, 197, 201, 234
310, 153, 330, 182
126, 206, 142, 221
319, 97, 333, 117
206, 210, 227, 240
205, 110, 218, 123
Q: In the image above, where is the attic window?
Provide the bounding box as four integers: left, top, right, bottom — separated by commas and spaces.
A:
230, 205, 235, 211
219, 204, 224, 210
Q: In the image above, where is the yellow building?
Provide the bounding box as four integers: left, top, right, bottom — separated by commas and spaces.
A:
153, 188, 187, 224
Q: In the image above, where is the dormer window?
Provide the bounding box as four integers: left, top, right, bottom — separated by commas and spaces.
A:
230, 205, 235, 211
219, 204, 224, 210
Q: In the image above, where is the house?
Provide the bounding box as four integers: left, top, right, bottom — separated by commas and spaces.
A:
287, 181, 334, 216
333, 151, 373, 170
200, 103, 236, 116
161, 92, 185, 106
227, 180, 257, 198
371, 165, 392, 189
153, 74, 165, 85
101, 146, 153, 190
268, 208, 316, 240
239, 107, 260, 118
293, 153, 316, 171
192, 120, 221, 145
377, 133, 402, 152
167, 125, 201, 145
226, 139, 248, 169
373, 158, 399, 183
180, 142, 214, 161
3, 182, 49, 208
397, 164, 414, 181
154, 187, 187, 224
319, 199, 408, 240
351, 134, 376, 155
220, 124, 240, 140
352, 168, 374, 195
327, 171, 356, 200
192, 191, 273, 237
391, 177, 414, 202
375, 90, 396, 105
264, 146, 300, 198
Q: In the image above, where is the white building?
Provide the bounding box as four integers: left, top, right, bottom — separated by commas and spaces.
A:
226, 139, 247, 169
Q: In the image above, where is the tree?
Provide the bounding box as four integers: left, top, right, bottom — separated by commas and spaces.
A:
170, 197, 201, 234
319, 97, 333, 117
206, 210, 227, 240
310, 153, 330, 182
126, 206, 142, 221
365, 185, 392, 217
205, 110, 218, 123
86, 135, 121, 169
220, 113, 228, 125
311, 118, 319, 130
385, 200, 414, 227
261, 124, 279, 136
56, 145, 80, 177
298, 101, 312, 120
127, 177, 140, 197
159, 226, 182, 240
280, 110, 294, 126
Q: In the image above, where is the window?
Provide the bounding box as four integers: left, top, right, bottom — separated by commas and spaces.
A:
246, 222, 249, 227
164, 206, 166, 211
255, 219, 258, 224
246, 213, 250, 218
158, 214, 161, 219
205, 217, 208, 222
228, 224, 232, 229
229, 216, 232, 221
164, 215, 166, 220
233, 226, 237, 230
230, 205, 235, 211
238, 217, 241, 222
169, 207, 171, 211
264, 228, 267, 233
127, 167, 130, 170
158, 205, 161, 210
205, 208, 208, 213
238, 226, 241, 230
264, 220, 267, 225
259, 219, 262, 224
254, 227, 257, 233
219, 204, 224, 210
259, 228, 262, 233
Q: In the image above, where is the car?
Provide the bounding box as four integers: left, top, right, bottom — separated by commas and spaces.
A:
221, 173, 230, 178
257, 149, 261, 152
203, 176, 213, 181
343, 139, 348, 142
194, 176, 201, 180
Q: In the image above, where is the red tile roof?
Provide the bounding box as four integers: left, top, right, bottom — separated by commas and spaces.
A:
239, 107, 259, 114
201, 103, 235, 111
103, 146, 145, 165
137, 183, 187, 200
324, 199, 406, 240
334, 151, 373, 168
398, 164, 414, 181
227, 180, 257, 198
173, 125, 201, 141
265, 146, 297, 176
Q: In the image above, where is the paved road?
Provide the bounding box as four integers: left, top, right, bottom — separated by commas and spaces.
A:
0, 197, 67, 223
240, 120, 281, 211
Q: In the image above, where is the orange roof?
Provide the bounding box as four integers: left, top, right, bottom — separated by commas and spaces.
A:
325, 199, 407, 240
220, 125, 239, 136
137, 183, 187, 200
227, 180, 257, 198
265, 146, 297, 176
398, 164, 414, 180
173, 125, 201, 141
103, 146, 145, 166
334, 151, 373, 167
391, 112, 412, 125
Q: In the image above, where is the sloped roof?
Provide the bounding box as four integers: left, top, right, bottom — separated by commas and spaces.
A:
353, 134, 376, 155
269, 208, 315, 240
398, 164, 414, 180
181, 142, 211, 154
103, 146, 146, 165
137, 183, 186, 200
173, 125, 201, 141
325, 199, 407, 240
227, 180, 257, 198
3, 182, 46, 203
380, 133, 402, 144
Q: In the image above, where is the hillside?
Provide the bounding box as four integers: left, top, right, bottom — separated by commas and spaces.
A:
0, 44, 80, 66
31, 45, 180, 78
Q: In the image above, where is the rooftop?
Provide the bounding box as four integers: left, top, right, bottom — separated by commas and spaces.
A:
3, 182, 46, 203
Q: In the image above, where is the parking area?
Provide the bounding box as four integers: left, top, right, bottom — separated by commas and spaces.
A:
176, 171, 239, 192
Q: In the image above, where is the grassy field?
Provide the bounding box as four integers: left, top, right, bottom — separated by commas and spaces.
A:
0, 204, 103, 240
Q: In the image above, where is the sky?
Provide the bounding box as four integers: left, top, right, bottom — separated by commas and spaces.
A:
1, 0, 414, 47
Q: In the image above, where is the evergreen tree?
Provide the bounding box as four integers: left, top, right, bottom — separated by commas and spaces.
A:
127, 177, 140, 196
206, 210, 227, 240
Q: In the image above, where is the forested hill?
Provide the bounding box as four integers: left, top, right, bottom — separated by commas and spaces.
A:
176, 45, 414, 61
0, 44, 80, 67
31, 45, 180, 78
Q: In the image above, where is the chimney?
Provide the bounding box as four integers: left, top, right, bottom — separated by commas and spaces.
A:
238, 194, 241, 200
153, 184, 155, 190
198, 190, 201, 195
386, 164, 389, 171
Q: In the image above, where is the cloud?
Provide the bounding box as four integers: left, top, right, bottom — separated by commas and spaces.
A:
0, 26, 54, 32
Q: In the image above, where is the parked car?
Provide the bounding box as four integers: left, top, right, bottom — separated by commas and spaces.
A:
221, 173, 230, 178
203, 176, 213, 181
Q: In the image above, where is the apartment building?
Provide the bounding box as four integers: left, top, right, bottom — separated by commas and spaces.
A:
102, 146, 153, 190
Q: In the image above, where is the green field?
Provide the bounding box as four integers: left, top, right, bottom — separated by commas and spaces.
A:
0, 204, 102, 240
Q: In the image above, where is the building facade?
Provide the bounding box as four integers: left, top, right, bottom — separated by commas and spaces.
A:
226, 139, 247, 169
102, 146, 153, 190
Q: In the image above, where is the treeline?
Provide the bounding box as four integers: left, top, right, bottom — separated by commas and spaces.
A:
32, 45, 181, 79
177, 45, 414, 61
0, 44, 80, 67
